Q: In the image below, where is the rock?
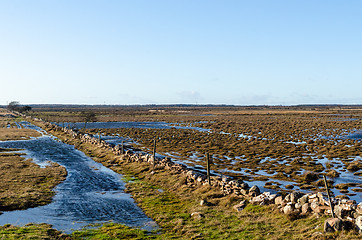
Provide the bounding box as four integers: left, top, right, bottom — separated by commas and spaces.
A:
222, 176, 231, 182
240, 182, 249, 189
317, 192, 326, 205
298, 194, 309, 205
356, 216, 362, 233
269, 194, 277, 203
284, 194, 291, 203
196, 176, 204, 182
313, 206, 329, 214
283, 203, 294, 215
200, 200, 207, 206
239, 189, 248, 196
357, 203, 362, 215
308, 193, 318, 200
200, 199, 214, 206
290, 192, 304, 203
249, 185, 260, 197
324, 218, 343, 232
301, 203, 311, 214
233, 200, 247, 212
295, 203, 302, 209
310, 201, 320, 211
274, 196, 284, 206
191, 212, 204, 220
250, 194, 265, 205
334, 204, 352, 219
250, 192, 276, 205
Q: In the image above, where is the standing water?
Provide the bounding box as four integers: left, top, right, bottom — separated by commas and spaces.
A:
0, 122, 157, 233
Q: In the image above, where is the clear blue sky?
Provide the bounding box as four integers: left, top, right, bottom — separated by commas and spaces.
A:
1, 1, 361, 105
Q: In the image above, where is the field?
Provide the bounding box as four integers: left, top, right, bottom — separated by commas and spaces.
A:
0, 105, 361, 239
30, 105, 362, 200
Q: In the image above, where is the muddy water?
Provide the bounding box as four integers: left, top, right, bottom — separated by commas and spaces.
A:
0, 123, 157, 233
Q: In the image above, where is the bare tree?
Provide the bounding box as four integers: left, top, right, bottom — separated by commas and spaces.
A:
7, 101, 32, 113
80, 111, 97, 130
7, 101, 20, 111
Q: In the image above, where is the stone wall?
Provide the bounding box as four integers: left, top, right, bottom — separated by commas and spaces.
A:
31, 117, 362, 233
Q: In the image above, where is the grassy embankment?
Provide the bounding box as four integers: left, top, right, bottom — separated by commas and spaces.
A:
0, 114, 67, 239
34, 119, 359, 240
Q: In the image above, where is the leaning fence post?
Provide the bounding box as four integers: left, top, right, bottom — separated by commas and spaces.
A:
153, 138, 156, 167
323, 175, 335, 218
206, 153, 211, 185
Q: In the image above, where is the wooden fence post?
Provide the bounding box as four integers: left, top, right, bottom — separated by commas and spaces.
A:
323, 175, 335, 218
153, 138, 156, 166
206, 153, 211, 185
121, 140, 124, 154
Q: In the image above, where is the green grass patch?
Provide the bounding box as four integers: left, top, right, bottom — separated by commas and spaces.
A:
71, 223, 154, 240
0, 223, 64, 239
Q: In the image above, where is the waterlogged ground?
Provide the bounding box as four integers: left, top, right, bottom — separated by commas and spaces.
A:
63, 109, 362, 202
58, 121, 209, 132
0, 122, 156, 233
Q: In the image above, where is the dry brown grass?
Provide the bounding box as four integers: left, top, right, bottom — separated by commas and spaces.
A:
0, 152, 67, 211
66, 106, 362, 196
0, 115, 67, 211
0, 128, 41, 141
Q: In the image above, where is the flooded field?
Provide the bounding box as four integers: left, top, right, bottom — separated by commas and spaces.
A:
0, 122, 156, 233
31, 106, 362, 202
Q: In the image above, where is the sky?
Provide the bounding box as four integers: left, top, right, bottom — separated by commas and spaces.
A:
1, 1, 362, 106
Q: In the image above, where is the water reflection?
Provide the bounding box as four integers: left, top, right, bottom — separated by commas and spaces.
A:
0, 123, 156, 233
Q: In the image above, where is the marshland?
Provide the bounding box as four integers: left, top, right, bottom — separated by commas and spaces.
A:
32, 105, 362, 201
1, 105, 361, 239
